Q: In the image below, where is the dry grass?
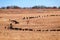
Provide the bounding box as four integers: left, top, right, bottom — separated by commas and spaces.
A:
0, 9, 60, 40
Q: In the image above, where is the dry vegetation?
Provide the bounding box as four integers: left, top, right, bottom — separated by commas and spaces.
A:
0, 9, 60, 40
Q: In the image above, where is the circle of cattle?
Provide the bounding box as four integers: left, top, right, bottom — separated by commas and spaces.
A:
5, 15, 60, 32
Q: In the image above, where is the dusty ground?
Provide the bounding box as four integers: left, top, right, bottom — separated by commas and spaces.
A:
0, 9, 60, 40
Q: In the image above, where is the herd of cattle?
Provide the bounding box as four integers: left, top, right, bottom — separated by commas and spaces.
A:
4, 23, 60, 32
22, 15, 60, 20
3, 14, 60, 32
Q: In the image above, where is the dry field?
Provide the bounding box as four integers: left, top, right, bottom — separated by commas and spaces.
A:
0, 9, 60, 40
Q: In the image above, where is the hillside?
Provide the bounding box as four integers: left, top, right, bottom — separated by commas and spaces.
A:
0, 9, 60, 14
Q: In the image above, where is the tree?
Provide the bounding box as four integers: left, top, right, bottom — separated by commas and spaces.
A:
13, 6, 21, 9
58, 7, 60, 9
52, 6, 57, 9
32, 6, 46, 9
6, 6, 21, 9
32, 6, 40, 9
1, 7, 6, 9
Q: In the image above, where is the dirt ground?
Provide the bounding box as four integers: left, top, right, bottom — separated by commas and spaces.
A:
0, 9, 60, 40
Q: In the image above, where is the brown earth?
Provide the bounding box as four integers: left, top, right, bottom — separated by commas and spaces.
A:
0, 9, 60, 40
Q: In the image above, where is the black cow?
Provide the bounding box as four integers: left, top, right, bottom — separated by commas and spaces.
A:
57, 29, 60, 31
50, 29, 56, 31
29, 29, 33, 31
37, 30, 41, 31
11, 20, 19, 24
